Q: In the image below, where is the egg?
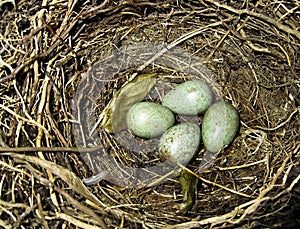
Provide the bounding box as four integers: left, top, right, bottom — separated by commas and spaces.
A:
202, 101, 239, 153
126, 102, 175, 138
158, 123, 201, 165
162, 80, 214, 115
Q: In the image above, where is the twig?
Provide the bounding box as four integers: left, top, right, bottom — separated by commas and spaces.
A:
253, 107, 299, 131
0, 146, 101, 153
54, 186, 108, 229
177, 164, 254, 198
204, 0, 300, 40
135, 18, 232, 74
0, 104, 53, 139
24, 162, 108, 229
215, 159, 266, 170
56, 212, 103, 229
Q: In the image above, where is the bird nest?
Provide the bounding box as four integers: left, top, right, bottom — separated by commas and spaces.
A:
0, 0, 300, 228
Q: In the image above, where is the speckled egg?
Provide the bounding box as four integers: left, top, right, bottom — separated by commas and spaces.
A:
158, 123, 201, 165
162, 80, 214, 115
202, 101, 239, 153
126, 102, 175, 138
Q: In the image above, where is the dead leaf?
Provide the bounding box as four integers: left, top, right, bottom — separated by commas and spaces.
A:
101, 73, 156, 133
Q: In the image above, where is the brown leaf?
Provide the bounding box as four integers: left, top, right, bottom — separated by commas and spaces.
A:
101, 73, 156, 133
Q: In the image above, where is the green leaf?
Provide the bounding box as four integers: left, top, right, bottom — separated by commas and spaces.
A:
179, 169, 198, 213
101, 73, 156, 133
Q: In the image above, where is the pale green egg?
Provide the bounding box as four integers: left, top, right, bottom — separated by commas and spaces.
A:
126, 102, 175, 138
162, 80, 214, 115
158, 123, 201, 165
202, 101, 239, 153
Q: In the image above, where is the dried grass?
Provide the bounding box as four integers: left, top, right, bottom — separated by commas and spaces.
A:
0, 0, 300, 228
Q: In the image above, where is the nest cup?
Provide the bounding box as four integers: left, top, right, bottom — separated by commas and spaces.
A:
72, 42, 224, 188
